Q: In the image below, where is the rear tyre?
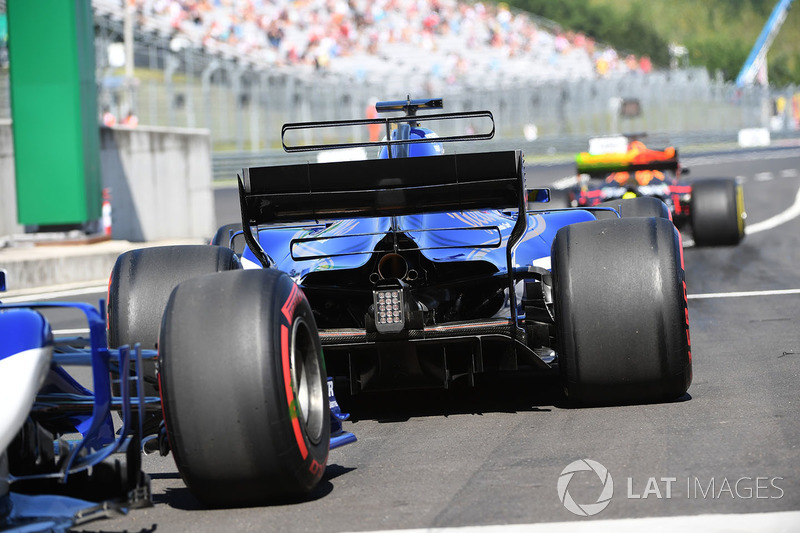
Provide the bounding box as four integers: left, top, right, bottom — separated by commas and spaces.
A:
593, 196, 671, 220
210, 223, 246, 255
159, 269, 329, 507
107, 245, 241, 432
690, 178, 745, 246
552, 217, 692, 405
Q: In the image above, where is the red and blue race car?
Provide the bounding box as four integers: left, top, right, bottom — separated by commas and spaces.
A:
549, 135, 746, 246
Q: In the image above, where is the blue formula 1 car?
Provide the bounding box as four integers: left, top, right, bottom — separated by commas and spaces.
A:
0, 270, 152, 531
106, 98, 692, 508
0, 269, 354, 529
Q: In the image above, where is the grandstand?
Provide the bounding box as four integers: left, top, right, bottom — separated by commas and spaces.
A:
82, 0, 666, 149
1, 0, 790, 159
92, 0, 628, 84
91, 0, 635, 87
0, 0, 654, 123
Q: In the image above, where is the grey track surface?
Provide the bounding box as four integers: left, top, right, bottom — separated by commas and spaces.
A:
39, 147, 800, 532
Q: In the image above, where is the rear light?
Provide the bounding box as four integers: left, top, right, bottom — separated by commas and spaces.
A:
373, 286, 405, 333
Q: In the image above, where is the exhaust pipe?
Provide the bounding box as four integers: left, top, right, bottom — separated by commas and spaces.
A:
377, 253, 408, 280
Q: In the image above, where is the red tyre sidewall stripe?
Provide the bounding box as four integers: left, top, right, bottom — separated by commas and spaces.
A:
281, 321, 309, 460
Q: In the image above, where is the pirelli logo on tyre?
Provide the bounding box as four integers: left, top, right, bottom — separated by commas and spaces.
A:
281, 282, 301, 324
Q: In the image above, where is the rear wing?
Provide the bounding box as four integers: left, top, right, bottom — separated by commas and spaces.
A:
281, 110, 495, 154
576, 147, 679, 175
238, 149, 536, 340
240, 95, 545, 339
239, 150, 531, 226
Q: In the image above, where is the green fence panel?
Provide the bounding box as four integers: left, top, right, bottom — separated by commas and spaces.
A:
7, 0, 101, 228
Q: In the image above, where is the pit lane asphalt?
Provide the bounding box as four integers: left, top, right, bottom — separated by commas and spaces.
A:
13, 147, 800, 532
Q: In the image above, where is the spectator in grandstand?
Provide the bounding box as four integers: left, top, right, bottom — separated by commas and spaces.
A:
122, 110, 139, 128
127, 0, 638, 85
595, 56, 609, 78
102, 107, 116, 127
266, 19, 284, 49
365, 97, 380, 142
639, 55, 652, 74
625, 54, 639, 73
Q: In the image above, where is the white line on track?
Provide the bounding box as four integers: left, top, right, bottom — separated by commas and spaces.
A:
1, 285, 107, 303
354, 510, 800, 533
780, 168, 798, 178
53, 328, 91, 336
746, 181, 800, 234
688, 288, 800, 300
551, 175, 579, 189
754, 172, 774, 181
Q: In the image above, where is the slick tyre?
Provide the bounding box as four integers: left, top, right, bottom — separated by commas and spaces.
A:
108, 245, 241, 349
107, 245, 241, 427
552, 217, 692, 405
690, 178, 745, 246
593, 196, 671, 220
159, 269, 329, 507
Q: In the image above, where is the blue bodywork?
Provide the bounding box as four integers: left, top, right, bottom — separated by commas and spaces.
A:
232, 98, 611, 392
0, 308, 53, 362
0, 301, 153, 532
243, 210, 596, 285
